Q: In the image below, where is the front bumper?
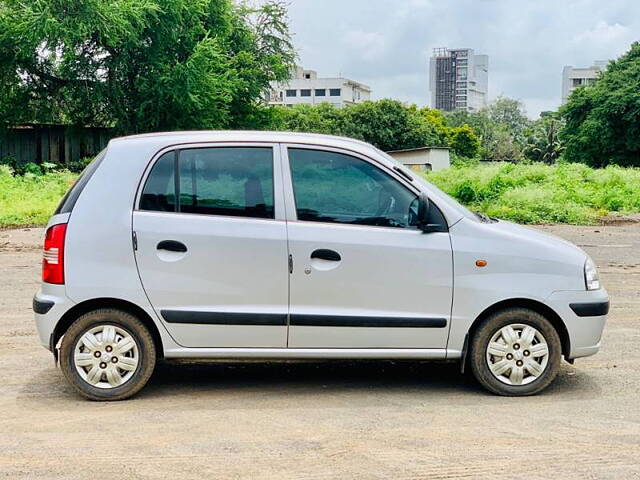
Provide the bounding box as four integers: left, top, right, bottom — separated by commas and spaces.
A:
33, 283, 76, 351
546, 288, 609, 359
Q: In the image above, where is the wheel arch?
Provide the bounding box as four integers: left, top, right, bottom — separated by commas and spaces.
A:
465, 298, 570, 359
51, 298, 164, 360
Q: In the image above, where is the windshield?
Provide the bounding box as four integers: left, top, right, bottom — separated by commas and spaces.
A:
376, 148, 479, 222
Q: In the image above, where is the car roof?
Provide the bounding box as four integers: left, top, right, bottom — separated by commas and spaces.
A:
109, 130, 375, 151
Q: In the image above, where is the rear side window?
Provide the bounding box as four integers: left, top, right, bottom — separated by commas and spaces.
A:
140, 147, 274, 219
139, 152, 176, 212
54, 149, 107, 214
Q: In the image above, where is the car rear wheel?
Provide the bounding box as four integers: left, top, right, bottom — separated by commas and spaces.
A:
469, 308, 562, 396
59, 309, 156, 401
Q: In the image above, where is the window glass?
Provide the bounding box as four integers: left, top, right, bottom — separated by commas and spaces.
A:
288, 148, 418, 228
55, 149, 107, 214
179, 148, 274, 218
286, 89, 297, 97
300, 89, 311, 97
140, 152, 176, 212
329, 88, 341, 96
140, 148, 274, 219
315, 89, 326, 96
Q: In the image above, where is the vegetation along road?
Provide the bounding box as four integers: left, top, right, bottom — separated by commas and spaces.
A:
1, 224, 638, 479
2, 162, 640, 228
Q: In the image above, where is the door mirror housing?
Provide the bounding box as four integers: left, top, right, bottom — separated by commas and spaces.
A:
417, 193, 430, 232
417, 193, 446, 233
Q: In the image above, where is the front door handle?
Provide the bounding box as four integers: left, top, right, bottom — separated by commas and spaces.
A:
311, 249, 341, 261
157, 240, 187, 253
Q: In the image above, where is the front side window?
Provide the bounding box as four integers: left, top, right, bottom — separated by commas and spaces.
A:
288, 148, 418, 228
286, 89, 297, 97
140, 147, 274, 219
329, 88, 341, 96
315, 89, 326, 96
300, 89, 311, 97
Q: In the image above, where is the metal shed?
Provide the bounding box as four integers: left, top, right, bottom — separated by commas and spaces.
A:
386, 147, 451, 172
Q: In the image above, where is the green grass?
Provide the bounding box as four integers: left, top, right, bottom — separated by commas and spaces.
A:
0, 166, 78, 227
2, 162, 640, 227
426, 162, 640, 224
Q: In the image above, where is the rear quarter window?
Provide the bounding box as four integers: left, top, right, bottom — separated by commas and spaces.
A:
54, 149, 107, 214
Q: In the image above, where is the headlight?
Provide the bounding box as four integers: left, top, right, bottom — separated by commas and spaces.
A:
584, 257, 600, 291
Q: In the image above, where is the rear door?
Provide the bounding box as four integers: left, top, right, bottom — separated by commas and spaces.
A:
283, 146, 453, 349
133, 144, 289, 348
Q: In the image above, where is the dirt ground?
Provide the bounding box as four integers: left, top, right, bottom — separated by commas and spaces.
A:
1, 224, 639, 479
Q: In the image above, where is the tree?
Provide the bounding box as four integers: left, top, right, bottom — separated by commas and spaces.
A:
449, 124, 480, 158
418, 106, 450, 139
269, 103, 344, 135
0, 0, 295, 134
264, 99, 451, 152
484, 96, 531, 145
484, 126, 524, 162
561, 43, 640, 167
444, 98, 530, 161
340, 100, 445, 152
524, 116, 565, 164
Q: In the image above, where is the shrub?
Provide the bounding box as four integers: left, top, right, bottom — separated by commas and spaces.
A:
2, 162, 640, 227
426, 162, 640, 224
22, 162, 43, 176
0, 168, 77, 227
66, 157, 94, 173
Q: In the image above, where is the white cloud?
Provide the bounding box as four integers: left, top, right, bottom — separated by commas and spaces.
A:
286, 0, 639, 118
572, 21, 632, 46
342, 30, 387, 62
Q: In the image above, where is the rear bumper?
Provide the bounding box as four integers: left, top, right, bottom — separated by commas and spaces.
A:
546, 288, 609, 359
33, 284, 75, 351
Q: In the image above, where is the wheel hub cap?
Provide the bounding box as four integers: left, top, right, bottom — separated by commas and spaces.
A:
73, 325, 139, 389
485, 323, 549, 386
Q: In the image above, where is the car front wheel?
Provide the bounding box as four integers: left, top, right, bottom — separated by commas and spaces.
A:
59, 309, 156, 401
469, 308, 562, 396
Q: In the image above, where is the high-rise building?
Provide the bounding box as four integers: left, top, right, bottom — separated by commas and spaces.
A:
267, 66, 371, 108
561, 61, 608, 104
429, 48, 488, 112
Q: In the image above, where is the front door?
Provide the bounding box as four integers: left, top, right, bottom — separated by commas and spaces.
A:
283, 146, 453, 349
133, 145, 289, 348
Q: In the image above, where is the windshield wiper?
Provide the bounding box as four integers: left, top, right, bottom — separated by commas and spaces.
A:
474, 211, 496, 223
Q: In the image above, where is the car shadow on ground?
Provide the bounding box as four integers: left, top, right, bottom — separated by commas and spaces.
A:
18, 359, 601, 405
149, 359, 481, 394
144, 359, 600, 398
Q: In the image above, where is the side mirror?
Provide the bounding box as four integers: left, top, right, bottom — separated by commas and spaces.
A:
416, 193, 447, 233
417, 193, 431, 233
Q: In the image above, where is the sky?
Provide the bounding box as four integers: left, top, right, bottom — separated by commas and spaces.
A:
283, 0, 639, 118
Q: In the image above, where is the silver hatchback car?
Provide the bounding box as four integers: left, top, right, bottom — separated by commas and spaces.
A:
34, 131, 609, 400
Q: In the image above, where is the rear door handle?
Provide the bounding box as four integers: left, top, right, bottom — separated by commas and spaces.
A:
157, 240, 187, 253
311, 249, 341, 261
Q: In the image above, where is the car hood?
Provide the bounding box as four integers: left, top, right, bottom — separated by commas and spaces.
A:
483, 219, 588, 265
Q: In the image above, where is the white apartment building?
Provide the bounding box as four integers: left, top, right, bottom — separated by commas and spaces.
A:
429, 48, 489, 112
561, 61, 608, 104
268, 67, 371, 108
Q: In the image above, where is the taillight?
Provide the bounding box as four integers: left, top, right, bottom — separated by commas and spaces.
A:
42, 223, 67, 284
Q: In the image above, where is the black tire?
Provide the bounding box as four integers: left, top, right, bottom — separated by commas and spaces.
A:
469, 308, 562, 396
59, 309, 156, 401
